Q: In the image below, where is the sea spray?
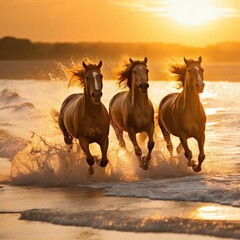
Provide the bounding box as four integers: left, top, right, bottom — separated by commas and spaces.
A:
10, 130, 193, 186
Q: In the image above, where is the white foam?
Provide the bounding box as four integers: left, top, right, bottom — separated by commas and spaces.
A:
10, 130, 192, 186
20, 208, 240, 238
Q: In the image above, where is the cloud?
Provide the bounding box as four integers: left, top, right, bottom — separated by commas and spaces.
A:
109, 0, 240, 19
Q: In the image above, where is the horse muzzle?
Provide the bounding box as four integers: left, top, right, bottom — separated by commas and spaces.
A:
195, 83, 205, 93
138, 82, 149, 94
91, 91, 102, 103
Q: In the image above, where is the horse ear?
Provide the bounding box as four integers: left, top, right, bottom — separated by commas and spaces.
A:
98, 60, 103, 69
129, 58, 134, 64
82, 61, 88, 69
183, 57, 188, 65
198, 56, 202, 64
144, 57, 148, 64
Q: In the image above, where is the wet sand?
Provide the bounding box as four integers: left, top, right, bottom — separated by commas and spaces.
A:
0, 214, 235, 240
0, 184, 239, 240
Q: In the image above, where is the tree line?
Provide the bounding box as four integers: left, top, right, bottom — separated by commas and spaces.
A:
0, 36, 240, 62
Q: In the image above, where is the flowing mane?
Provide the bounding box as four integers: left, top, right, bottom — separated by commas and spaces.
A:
61, 62, 100, 88
117, 60, 147, 89
169, 59, 197, 89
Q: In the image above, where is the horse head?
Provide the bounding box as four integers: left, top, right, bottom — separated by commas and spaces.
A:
184, 56, 205, 93
82, 60, 103, 104
130, 57, 149, 94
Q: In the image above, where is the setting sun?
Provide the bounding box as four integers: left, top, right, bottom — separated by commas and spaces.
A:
167, 0, 218, 25
111, 0, 239, 27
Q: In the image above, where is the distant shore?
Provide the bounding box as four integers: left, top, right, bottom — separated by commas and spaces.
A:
0, 60, 239, 81
1, 36, 240, 63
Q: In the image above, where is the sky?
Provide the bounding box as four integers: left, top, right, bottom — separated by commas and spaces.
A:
0, 0, 240, 46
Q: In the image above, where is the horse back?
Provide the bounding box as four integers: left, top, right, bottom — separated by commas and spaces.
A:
109, 91, 128, 130
60, 93, 83, 115
158, 93, 181, 136
159, 93, 178, 110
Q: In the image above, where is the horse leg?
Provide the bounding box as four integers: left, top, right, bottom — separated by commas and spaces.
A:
78, 137, 95, 175
159, 119, 173, 157
109, 114, 126, 148
194, 132, 206, 172
128, 128, 145, 169
145, 124, 155, 162
58, 115, 73, 148
176, 142, 183, 154
99, 137, 109, 168
179, 135, 193, 166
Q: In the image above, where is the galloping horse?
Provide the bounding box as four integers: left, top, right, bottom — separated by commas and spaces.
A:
158, 56, 206, 172
58, 60, 110, 174
109, 57, 155, 170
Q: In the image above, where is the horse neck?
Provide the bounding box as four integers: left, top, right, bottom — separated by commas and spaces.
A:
181, 74, 201, 111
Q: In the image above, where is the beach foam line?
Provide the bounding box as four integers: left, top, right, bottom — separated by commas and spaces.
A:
20, 208, 240, 239
81, 175, 240, 208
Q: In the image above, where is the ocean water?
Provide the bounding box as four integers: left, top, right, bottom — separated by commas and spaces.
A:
0, 79, 240, 238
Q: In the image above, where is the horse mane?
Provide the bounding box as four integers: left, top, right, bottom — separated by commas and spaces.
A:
169, 59, 196, 89
117, 60, 147, 89
60, 61, 99, 88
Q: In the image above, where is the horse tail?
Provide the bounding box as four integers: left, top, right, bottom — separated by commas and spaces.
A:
51, 108, 60, 128
153, 104, 159, 128
158, 105, 173, 156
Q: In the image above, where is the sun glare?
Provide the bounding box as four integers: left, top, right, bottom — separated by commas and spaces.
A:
110, 0, 239, 26
167, 0, 218, 25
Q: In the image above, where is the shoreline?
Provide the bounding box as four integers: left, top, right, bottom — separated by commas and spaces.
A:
1, 213, 235, 240
0, 184, 239, 239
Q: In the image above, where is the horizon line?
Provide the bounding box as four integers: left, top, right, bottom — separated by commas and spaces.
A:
1, 36, 240, 48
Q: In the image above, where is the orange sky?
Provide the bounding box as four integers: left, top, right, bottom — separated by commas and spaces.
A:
0, 0, 240, 46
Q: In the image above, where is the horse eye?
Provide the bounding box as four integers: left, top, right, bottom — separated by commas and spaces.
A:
133, 70, 136, 74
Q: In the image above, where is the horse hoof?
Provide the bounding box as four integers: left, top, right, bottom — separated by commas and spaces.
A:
67, 144, 73, 152
100, 160, 108, 168
86, 158, 95, 166
142, 164, 148, 171
119, 142, 126, 148
89, 166, 94, 175
192, 165, 201, 172
188, 160, 195, 167
139, 157, 149, 170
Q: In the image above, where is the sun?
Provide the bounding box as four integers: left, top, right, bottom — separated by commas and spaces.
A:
110, 0, 239, 26
167, 0, 219, 25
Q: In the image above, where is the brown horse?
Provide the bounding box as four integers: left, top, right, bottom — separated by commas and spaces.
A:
158, 56, 206, 172
58, 60, 110, 175
109, 57, 155, 170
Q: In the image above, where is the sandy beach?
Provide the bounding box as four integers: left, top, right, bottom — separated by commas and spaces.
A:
0, 183, 239, 240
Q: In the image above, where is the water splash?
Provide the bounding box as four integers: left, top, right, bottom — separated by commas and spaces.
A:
9, 128, 194, 186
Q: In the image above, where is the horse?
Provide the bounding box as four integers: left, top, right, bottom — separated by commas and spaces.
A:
158, 56, 206, 172
58, 60, 110, 175
109, 57, 155, 170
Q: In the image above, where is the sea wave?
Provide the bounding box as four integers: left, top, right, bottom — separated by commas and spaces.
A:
0, 102, 35, 111
0, 89, 22, 103
20, 208, 240, 239
0, 134, 28, 159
